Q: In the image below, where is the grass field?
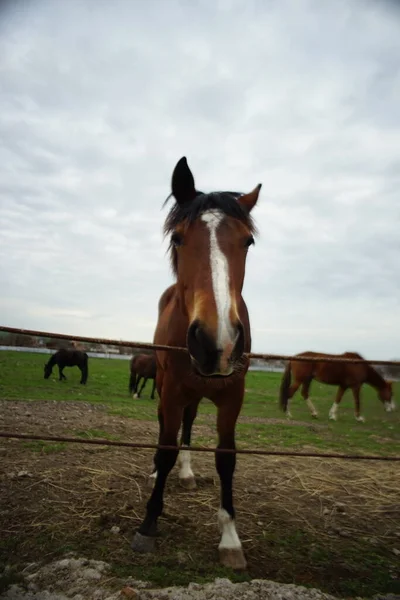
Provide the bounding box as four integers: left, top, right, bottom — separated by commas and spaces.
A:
0, 350, 399, 597
0, 351, 399, 455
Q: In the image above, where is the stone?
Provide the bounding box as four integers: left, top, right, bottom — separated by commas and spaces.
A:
17, 470, 32, 478
120, 586, 140, 599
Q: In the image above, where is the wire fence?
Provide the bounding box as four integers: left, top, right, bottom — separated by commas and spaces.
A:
0, 432, 399, 461
0, 324, 399, 463
1, 325, 400, 366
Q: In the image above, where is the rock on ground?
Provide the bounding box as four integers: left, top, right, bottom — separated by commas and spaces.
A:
1, 557, 398, 600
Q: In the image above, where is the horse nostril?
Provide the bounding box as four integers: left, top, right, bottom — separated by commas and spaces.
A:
231, 322, 245, 361
187, 320, 200, 352
187, 320, 215, 358
187, 320, 220, 375
187, 320, 202, 363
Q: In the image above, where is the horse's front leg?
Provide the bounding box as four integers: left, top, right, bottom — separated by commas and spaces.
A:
138, 377, 148, 398
148, 408, 164, 485
352, 385, 365, 422
150, 378, 156, 400
149, 398, 200, 488
133, 376, 142, 399
58, 366, 65, 381
132, 400, 183, 553
215, 396, 246, 570
329, 386, 345, 420
178, 400, 200, 489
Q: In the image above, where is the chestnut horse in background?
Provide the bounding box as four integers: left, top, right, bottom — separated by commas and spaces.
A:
280, 351, 394, 422
131, 157, 262, 570
129, 353, 157, 399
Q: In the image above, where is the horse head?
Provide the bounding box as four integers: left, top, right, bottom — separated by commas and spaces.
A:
43, 361, 52, 379
380, 380, 396, 412
165, 157, 261, 378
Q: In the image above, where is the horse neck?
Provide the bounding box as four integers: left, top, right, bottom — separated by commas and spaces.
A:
366, 364, 386, 390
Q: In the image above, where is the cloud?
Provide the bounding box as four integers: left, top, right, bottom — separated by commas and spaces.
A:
0, 0, 399, 358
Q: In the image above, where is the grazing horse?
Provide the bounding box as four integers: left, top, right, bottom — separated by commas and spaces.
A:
129, 353, 157, 399
279, 351, 394, 422
44, 349, 88, 385
131, 157, 262, 570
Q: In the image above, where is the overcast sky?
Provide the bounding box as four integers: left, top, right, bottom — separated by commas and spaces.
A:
1, 0, 399, 359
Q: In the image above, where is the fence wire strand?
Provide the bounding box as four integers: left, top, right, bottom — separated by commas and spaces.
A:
1, 325, 399, 366
0, 432, 399, 461
1, 325, 399, 464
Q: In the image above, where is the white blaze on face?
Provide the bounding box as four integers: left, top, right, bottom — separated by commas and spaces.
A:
201, 210, 235, 354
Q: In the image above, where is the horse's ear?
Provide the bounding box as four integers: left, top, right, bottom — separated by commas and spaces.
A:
238, 184, 262, 213
171, 157, 197, 205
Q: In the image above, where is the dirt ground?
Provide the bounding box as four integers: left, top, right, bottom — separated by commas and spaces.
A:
0, 400, 399, 597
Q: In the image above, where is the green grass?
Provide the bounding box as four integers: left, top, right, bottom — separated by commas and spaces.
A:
0, 350, 399, 597
20, 440, 67, 453
0, 350, 398, 456
73, 428, 121, 441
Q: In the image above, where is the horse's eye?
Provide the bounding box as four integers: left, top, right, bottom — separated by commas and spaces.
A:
171, 232, 183, 247
245, 235, 254, 248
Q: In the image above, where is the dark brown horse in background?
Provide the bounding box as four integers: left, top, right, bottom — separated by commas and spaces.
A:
280, 351, 394, 422
44, 349, 88, 385
129, 353, 157, 399
131, 156, 262, 570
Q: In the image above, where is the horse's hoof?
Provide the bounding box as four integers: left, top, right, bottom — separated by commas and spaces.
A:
131, 532, 156, 553
219, 547, 247, 570
311, 413, 318, 419
355, 416, 365, 423
179, 476, 196, 490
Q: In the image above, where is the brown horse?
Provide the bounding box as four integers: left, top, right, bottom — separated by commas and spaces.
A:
44, 349, 88, 385
279, 351, 395, 422
129, 353, 157, 399
131, 157, 262, 570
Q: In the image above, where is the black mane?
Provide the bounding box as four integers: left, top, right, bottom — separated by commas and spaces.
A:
163, 191, 256, 275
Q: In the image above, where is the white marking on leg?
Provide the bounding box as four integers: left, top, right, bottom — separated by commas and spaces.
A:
149, 470, 157, 479
385, 401, 396, 412
218, 508, 242, 550
306, 398, 318, 417
329, 403, 338, 420
285, 400, 292, 419
355, 415, 365, 422
133, 393, 138, 399
201, 211, 236, 372
178, 450, 194, 481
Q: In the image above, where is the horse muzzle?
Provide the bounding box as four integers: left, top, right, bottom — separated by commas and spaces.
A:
187, 319, 244, 378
